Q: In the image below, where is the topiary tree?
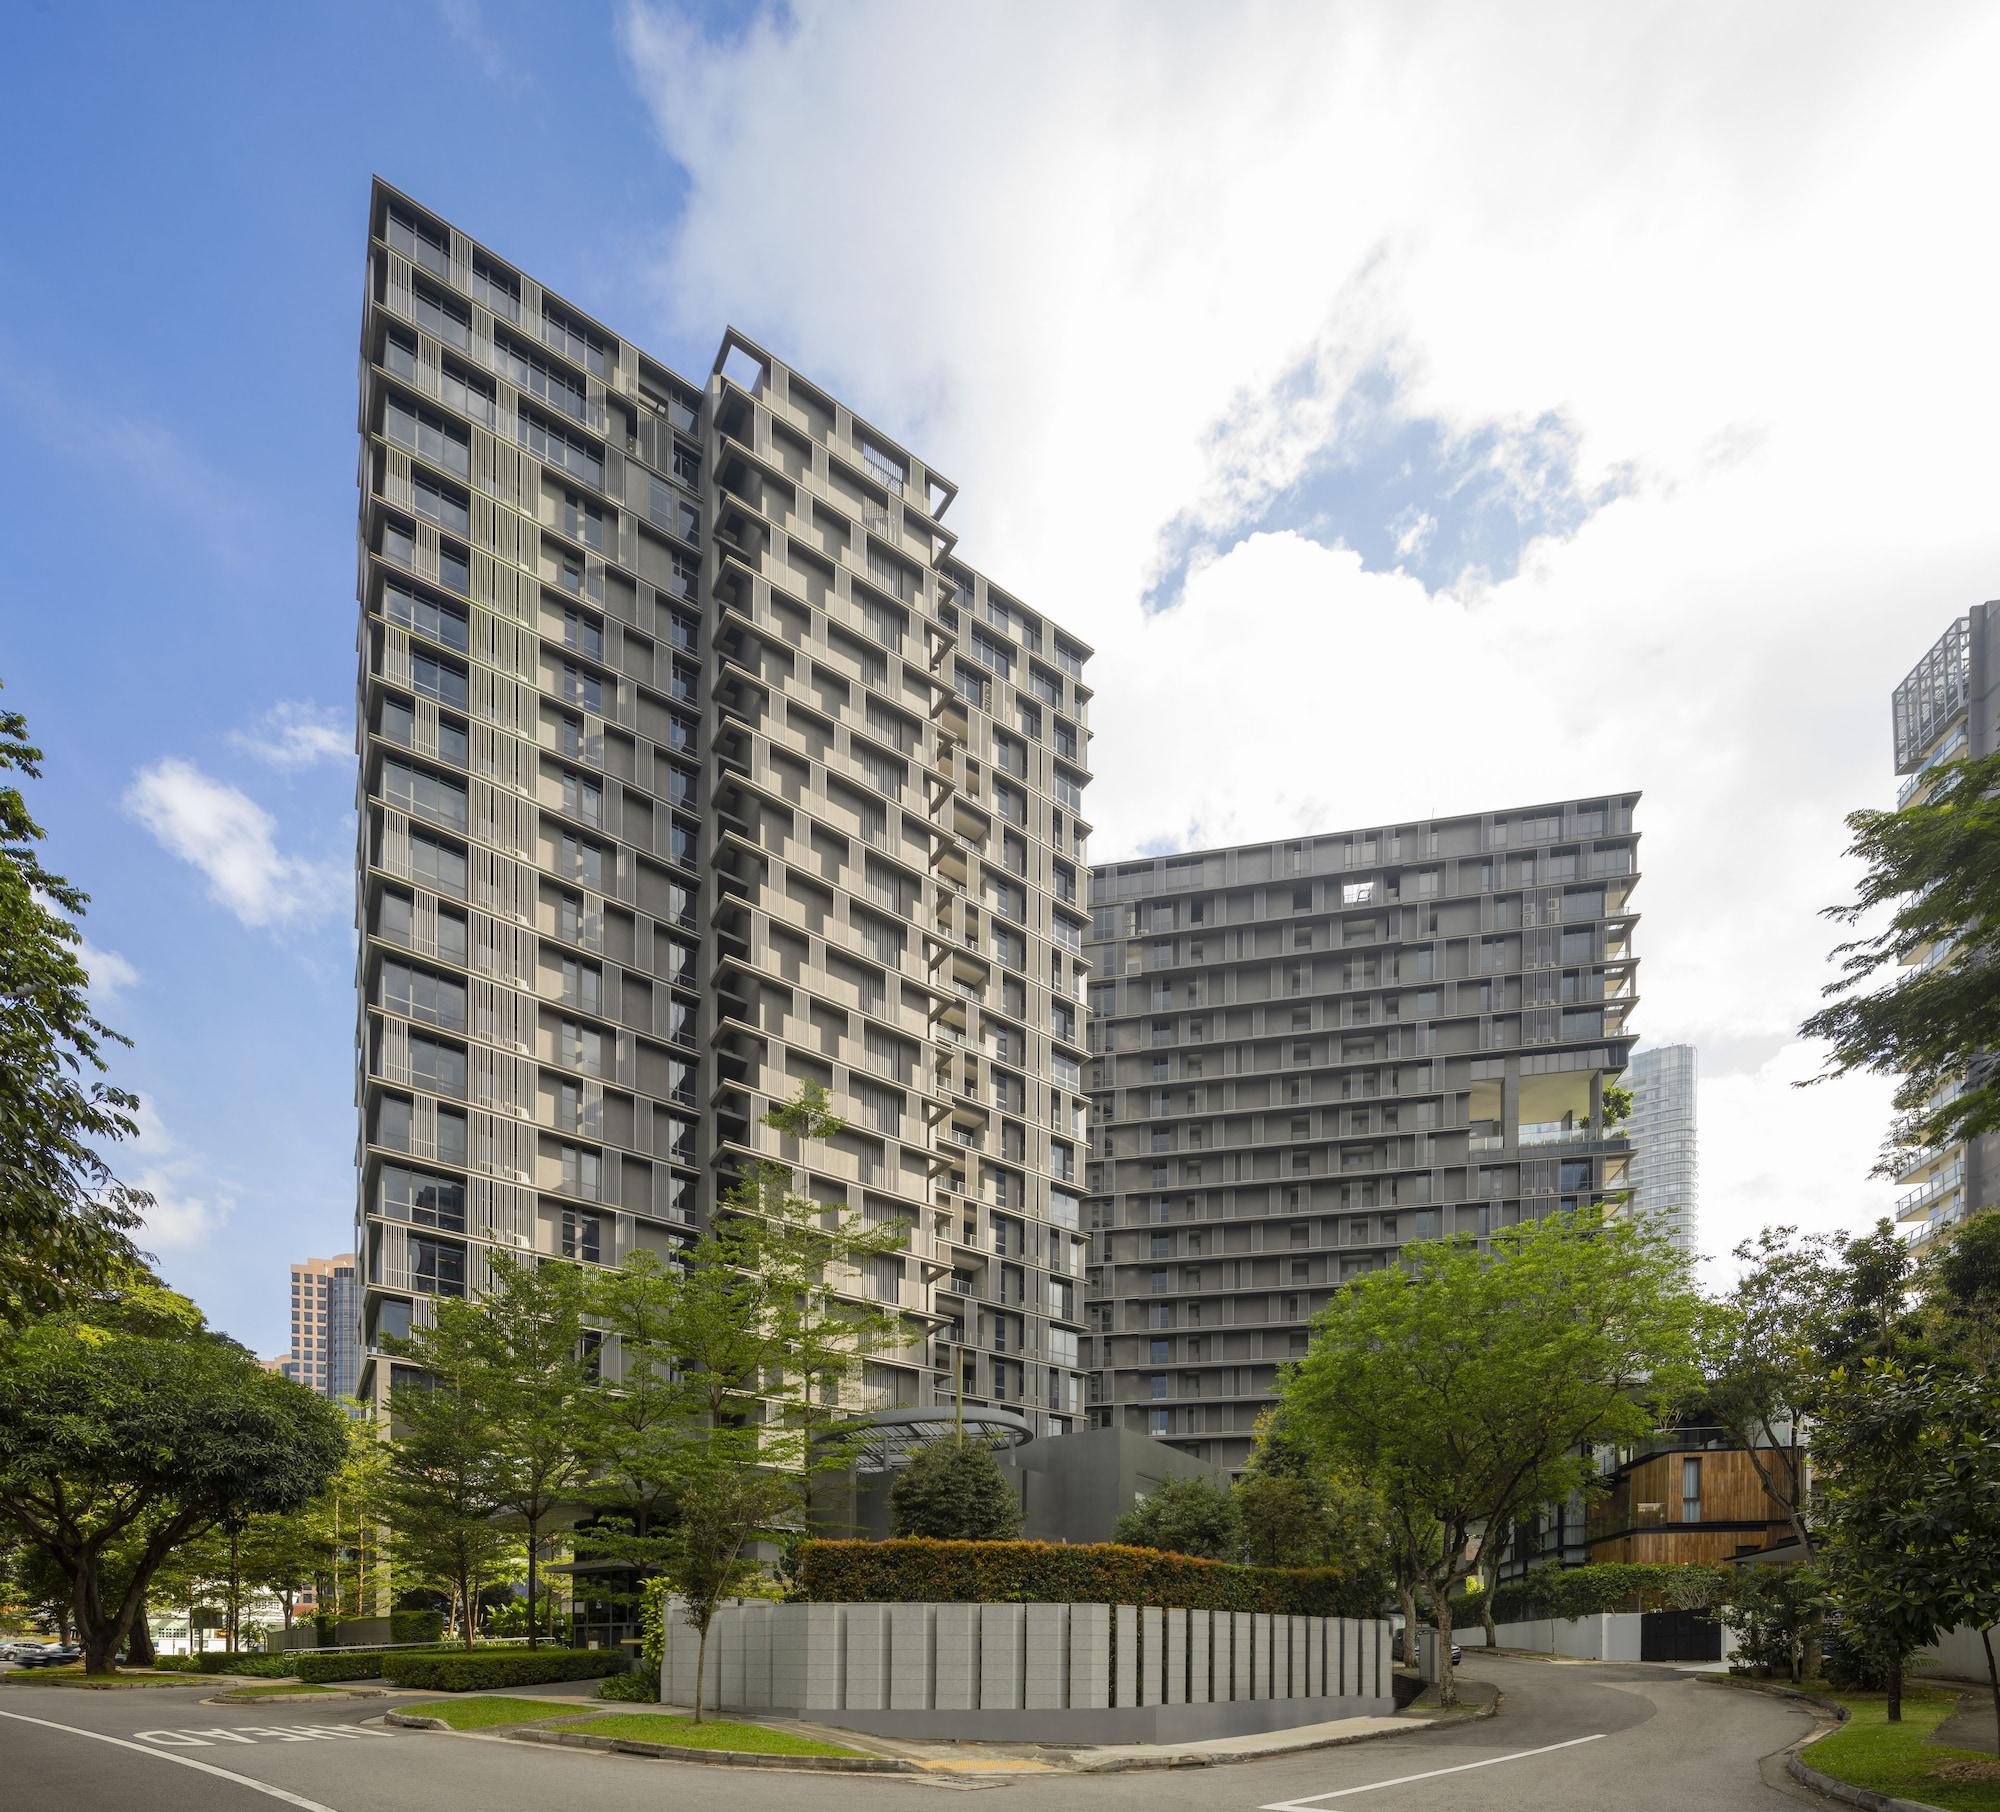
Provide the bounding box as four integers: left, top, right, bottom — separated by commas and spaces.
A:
1111, 1475, 1239, 1560
889, 1439, 1023, 1541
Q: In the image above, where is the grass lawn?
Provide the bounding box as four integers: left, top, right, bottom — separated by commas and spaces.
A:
400, 1696, 599, 1731
553, 1713, 863, 1756
1803, 1685, 2000, 1812
1, 1667, 194, 1689
212, 1684, 344, 1701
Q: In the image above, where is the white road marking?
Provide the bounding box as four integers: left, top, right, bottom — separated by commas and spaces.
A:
1257, 1733, 1608, 1807
0, 1707, 349, 1811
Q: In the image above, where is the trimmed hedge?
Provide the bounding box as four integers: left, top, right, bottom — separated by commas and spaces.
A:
797, 1539, 1373, 1616
1468, 1562, 1731, 1625
153, 1649, 428, 1681
381, 1647, 626, 1691
389, 1610, 444, 1646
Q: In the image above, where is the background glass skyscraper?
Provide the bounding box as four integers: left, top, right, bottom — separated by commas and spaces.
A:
1621, 1044, 1698, 1256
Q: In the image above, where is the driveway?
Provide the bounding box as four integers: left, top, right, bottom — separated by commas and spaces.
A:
0, 1652, 1830, 1812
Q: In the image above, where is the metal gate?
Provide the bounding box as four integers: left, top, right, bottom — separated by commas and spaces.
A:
1640, 1608, 1720, 1663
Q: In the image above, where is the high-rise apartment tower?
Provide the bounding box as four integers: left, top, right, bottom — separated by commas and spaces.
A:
353, 180, 1095, 1429
284, 1254, 359, 1402
1621, 1044, 1697, 1256
1889, 604, 2000, 1251
1084, 799, 1640, 1472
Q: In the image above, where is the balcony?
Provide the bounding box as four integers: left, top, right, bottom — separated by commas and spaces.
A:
1897, 1164, 1965, 1222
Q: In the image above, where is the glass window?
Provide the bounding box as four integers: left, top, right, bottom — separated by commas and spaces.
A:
504, 336, 588, 420
380, 1162, 465, 1232
384, 393, 470, 478
385, 205, 449, 277
407, 1031, 467, 1097
382, 578, 468, 651
562, 1208, 603, 1263
559, 1018, 604, 1075
540, 300, 610, 379
380, 956, 468, 1029
380, 757, 467, 830
408, 1232, 466, 1298
561, 770, 602, 827
407, 827, 466, 896
559, 663, 603, 714
410, 470, 469, 537
517, 406, 604, 488
408, 279, 470, 352
438, 541, 469, 594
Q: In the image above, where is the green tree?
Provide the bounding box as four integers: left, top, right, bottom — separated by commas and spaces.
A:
888, 1439, 1024, 1541
1231, 1410, 1393, 1598
1281, 1209, 1704, 1706
1801, 748, 2000, 1176
0, 696, 149, 1328
0, 1284, 350, 1671
1706, 1222, 1913, 1572
1111, 1475, 1240, 1560
237, 1506, 326, 1635
1814, 1360, 2000, 1736
435, 1251, 596, 1649
645, 1088, 915, 1718
1921, 1210, 2000, 1378
381, 1351, 513, 1651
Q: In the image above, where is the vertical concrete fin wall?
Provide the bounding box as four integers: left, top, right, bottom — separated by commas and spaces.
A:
657, 1598, 1393, 1741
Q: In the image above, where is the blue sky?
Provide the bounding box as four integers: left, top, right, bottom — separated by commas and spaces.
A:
6, 2, 1984, 1350
0, 1, 736, 1354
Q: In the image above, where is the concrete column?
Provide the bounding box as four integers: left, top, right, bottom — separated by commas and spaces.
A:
800, 1604, 846, 1713
845, 1603, 890, 1710
1289, 1616, 1307, 1700
934, 1604, 978, 1711
1139, 1606, 1165, 1705
980, 1603, 1026, 1710
1070, 1603, 1111, 1710
738, 1606, 772, 1710
1232, 1611, 1254, 1700
1114, 1605, 1138, 1707
889, 1603, 934, 1710
770, 1605, 806, 1711
1165, 1607, 1188, 1705
1188, 1609, 1212, 1704
1024, 1603, 1068, 1710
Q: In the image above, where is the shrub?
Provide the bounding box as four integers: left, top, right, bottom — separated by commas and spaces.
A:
796, 1538, 1371, 1616
1110, 1477, 1239, 1561
381, 1647, 626, 1691
1472, 1562, 1731, 1624
596, 1668, 659, 1703
389, 1610, 444, 1646
147, 1655, 198, 1672
889, 1440, 1025, 1542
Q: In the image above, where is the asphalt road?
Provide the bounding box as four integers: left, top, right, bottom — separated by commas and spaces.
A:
0, 1653, 1830, 1812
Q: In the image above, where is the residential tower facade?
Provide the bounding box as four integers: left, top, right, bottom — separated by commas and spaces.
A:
283, 1254, 359, 1402
1084, 800, 1640, 1472
353, 180, 1094, 1431
1889, 604, 2000, 1251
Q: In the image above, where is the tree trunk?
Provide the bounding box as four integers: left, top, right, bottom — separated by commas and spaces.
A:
1479, 1558, 1499, 1648
1432, 1583, 1459, 1709
526, 1533, 540, 1651
1887, 1652, 1903, 1723
76, 1563, 117, 1675
1981, 1627, 1999, 1758
459, 1562, 476, 1651
693, 1616, 710, 1723
227, 1527, 242, 1652
127, 1600, 157, 1668
1398, 1582, 1418, 1666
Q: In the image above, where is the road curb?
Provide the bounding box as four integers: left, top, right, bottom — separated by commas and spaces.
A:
1066, 1691, 1502, 1773
510, 1725, 919, 1771
203, 1688, 384, 1707
1696, 1675, 1954, 1812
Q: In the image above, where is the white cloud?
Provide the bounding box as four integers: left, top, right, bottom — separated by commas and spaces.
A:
229, 700, 350, 771
77, 940, 138, 1004
619, 1, 2000, 1268
124, 1102, 232, 1254
124, 757, 343, 929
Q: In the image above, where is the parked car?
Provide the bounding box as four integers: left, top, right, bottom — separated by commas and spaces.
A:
15, 1643, 82, 1669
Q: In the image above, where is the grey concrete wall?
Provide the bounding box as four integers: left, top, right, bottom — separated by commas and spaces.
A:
659, 1596, 1392, 1740
817, 1425, 1230, 1545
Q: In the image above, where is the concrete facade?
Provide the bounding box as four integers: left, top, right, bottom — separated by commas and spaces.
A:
819, 1424, 1227, 1544
1889, 604, 2000, 1254
1084, 802, 1641, 1471
282, 1254, 358, 1402
658, 1595, 1393, 1741
351, 181, 1095, 1426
